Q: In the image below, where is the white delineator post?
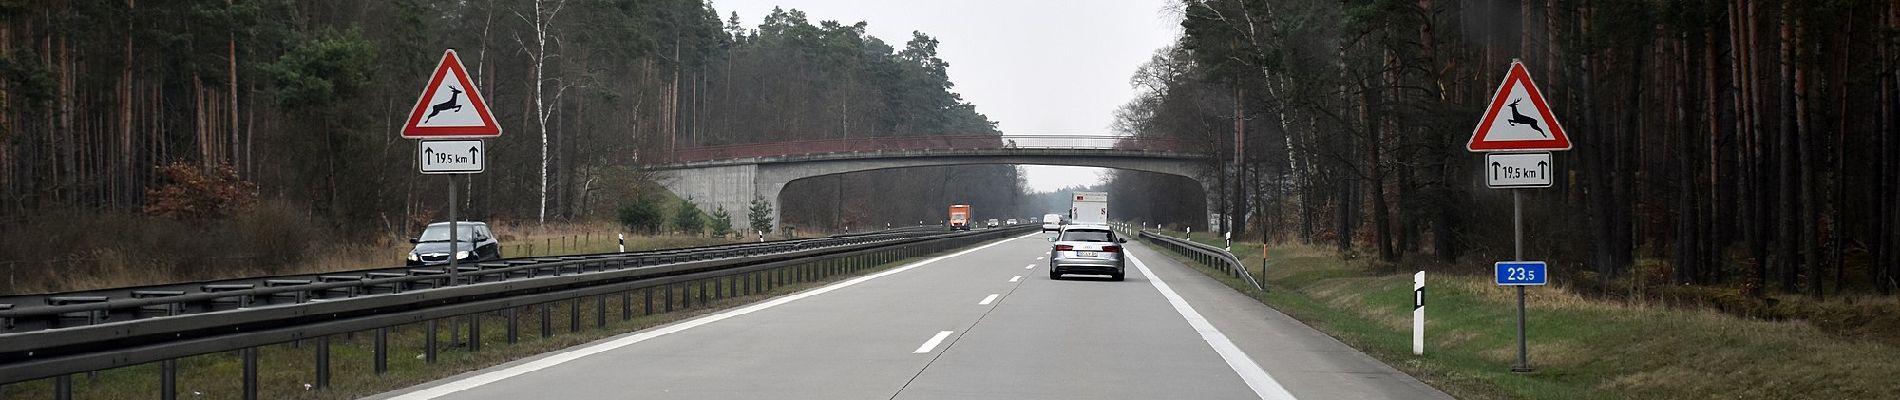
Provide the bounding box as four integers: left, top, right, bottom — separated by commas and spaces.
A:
617, 233, 625, 253
1413, 270, 1425, 355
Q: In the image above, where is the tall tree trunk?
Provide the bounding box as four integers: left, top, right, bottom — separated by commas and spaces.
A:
1793, 11, 1819, 299
521, 0, 567, 225
1777, 3, 1799, 293
228, 5, 239, 172
1676, 33, 1700, 285
120, 0, 134, 207
1704, 22, 1725, 284
1884, 0, 1900, 294
1740, 0, 1771, 293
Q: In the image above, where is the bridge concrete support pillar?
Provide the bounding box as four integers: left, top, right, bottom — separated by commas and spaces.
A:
656, 164, 766, 233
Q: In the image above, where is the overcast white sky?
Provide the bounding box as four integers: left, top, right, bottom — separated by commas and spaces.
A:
711, 0, 1182, 192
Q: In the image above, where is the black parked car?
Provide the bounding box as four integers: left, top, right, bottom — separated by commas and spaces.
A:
407, 221, 502, 266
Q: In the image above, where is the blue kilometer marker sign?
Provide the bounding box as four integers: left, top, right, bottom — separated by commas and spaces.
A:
1495, 261, 1548, 286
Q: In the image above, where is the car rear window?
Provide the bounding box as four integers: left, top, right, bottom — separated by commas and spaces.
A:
1060, 230, 1114, 242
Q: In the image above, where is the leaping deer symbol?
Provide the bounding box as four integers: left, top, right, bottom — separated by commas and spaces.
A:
426, 86, 464, 123
1507, 98, 1548, 137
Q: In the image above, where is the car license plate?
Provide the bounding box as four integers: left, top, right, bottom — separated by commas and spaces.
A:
1076, 251, 1097, 257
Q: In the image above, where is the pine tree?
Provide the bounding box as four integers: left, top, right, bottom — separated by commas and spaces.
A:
748, 196, 774, 234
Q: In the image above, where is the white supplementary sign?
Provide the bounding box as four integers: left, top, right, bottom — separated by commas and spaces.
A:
419, 139, 484, 174
1485, 152, 1553, 188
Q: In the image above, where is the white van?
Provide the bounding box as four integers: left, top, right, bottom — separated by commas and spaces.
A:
1041, 213, 1064, 232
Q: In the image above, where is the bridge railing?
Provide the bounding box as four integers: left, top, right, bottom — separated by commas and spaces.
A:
665, 134, 1200, 163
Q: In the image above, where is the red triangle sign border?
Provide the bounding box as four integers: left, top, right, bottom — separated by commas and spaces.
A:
402, 49, 502, 138
1468, 61, 1569, 152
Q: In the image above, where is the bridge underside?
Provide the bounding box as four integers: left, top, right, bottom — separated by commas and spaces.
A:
652, 151, 1219, 233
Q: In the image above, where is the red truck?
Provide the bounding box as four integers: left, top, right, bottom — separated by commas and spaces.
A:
948, 204, 972, 231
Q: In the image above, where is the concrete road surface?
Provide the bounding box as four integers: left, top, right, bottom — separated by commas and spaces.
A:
374, 232, 1450, 400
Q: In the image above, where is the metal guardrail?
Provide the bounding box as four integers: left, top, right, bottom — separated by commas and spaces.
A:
0, 226, 941, 334
1125, 224, 1263, 291
0, 225, 1032, 399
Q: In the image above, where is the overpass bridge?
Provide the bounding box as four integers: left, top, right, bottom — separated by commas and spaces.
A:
645, 135, 1218, 231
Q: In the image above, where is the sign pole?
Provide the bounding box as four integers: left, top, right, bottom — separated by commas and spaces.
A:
1511, 190, 1531, 372
448, 176, 459, 287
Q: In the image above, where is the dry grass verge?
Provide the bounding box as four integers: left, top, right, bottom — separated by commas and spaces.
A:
0, 210, 737, 295
1152, 232, 1900, 400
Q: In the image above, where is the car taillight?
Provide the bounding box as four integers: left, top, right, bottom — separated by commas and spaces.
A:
1053, 245, 1074, 251
1102, 246, 1122, 253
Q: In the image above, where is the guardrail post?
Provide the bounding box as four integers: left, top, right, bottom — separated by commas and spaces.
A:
374, 327, 389, 374
446, 316, 460, 352
622, 292, 633, 321
242, 347, 258, 400
569, 299, 581, 333
161, 359, 178, 400
644, 287, 654, 315
426, 319, 438, 363
595, 296, 607, 328
53, 375, 70, 400
469, 314, 483, 352
506, 307, 519, 344
540, 303, 552, 338
697, 279, 708, 306
664, 284, 675, 312
316, 335, 331, 389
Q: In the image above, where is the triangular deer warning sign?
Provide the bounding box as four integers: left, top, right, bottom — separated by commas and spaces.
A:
402, 49, 501, 138
1468, 61, 1569, 152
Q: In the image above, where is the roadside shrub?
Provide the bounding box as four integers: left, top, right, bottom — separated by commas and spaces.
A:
708, 206, 733, 237
0, 200, 344, 294
143, 162, 258, 220
231, 201, 323, 271
747, 196, 774, 234
674, 198, 705, 235
617, 198, 662, 234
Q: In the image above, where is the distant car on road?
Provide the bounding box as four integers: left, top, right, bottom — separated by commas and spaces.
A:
1041, 213, 1064, 232
1048, 224, 1126, 281
408, 221, 502, 266
986, 218, 1000, 228
1006, 218, 1019, 225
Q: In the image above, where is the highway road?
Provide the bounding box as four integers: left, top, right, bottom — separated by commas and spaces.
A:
374, 231, 1450, 400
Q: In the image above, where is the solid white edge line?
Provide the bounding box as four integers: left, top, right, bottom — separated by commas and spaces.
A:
913, 330, 955, 353
1129, 254, 1299, 400
1009, 276, 1022, 283
978, 294, 999, 305
387, 231, 1043, 400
